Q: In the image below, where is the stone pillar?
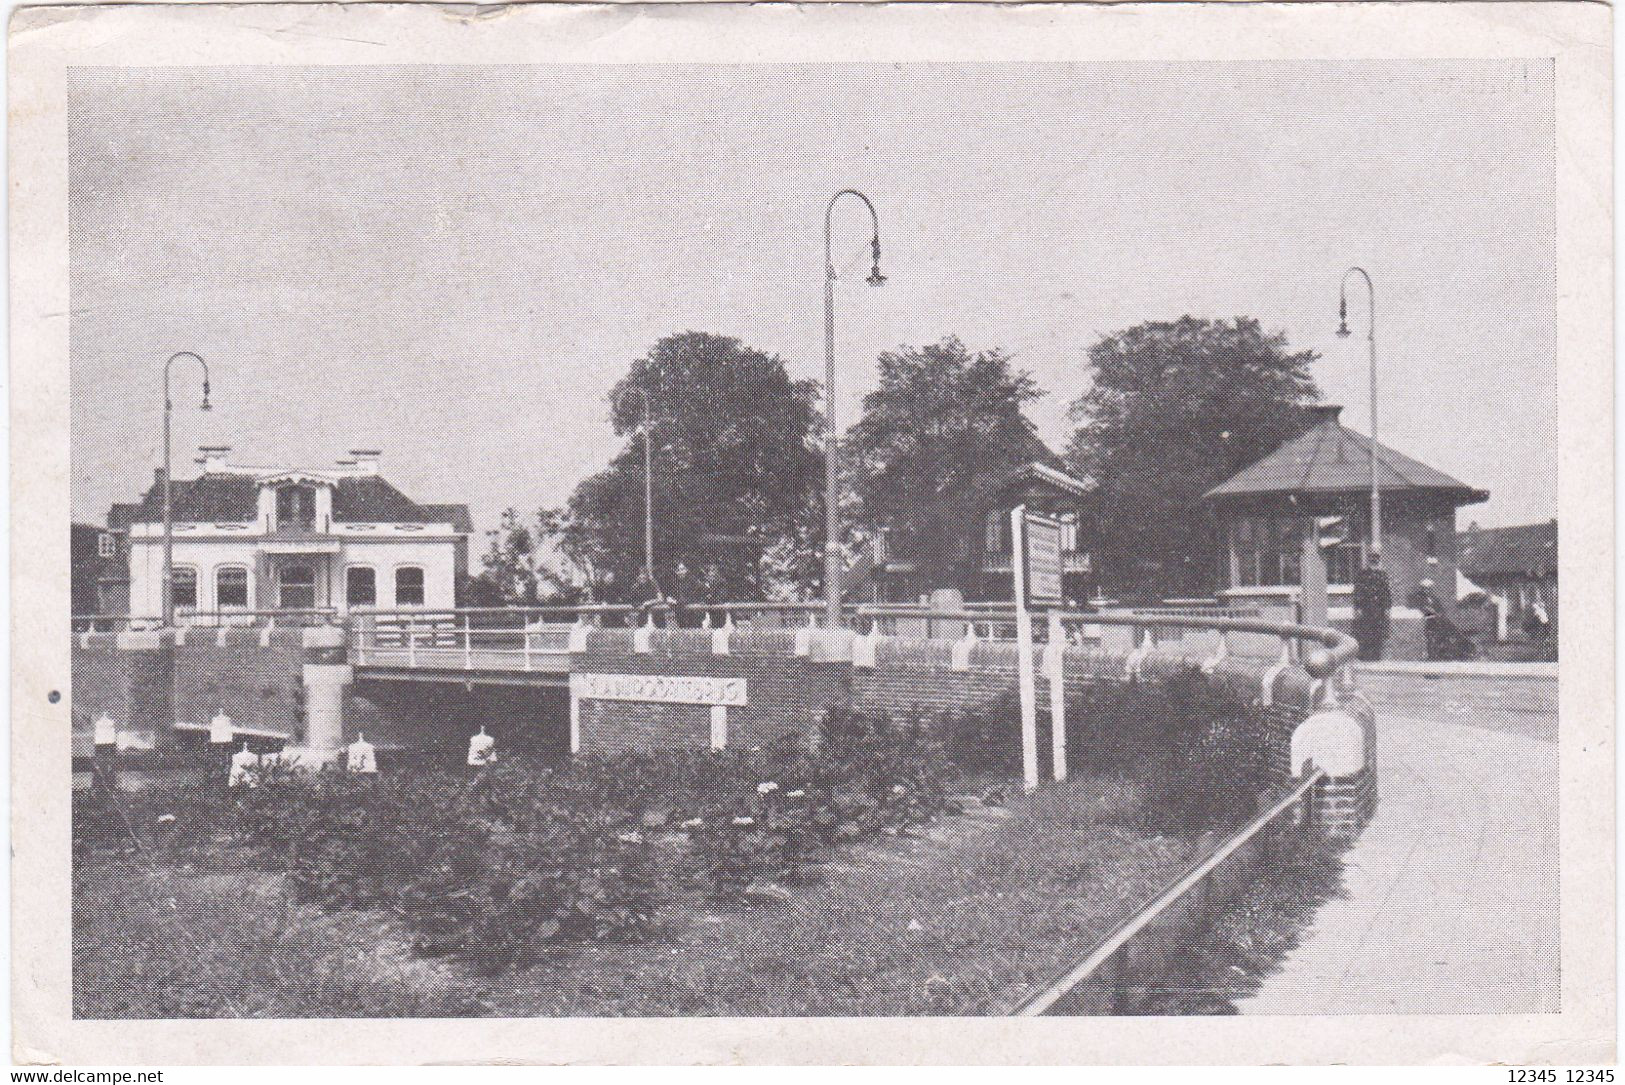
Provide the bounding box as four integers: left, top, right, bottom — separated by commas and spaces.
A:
301, 625, 351, 753
117, 629, 172, 749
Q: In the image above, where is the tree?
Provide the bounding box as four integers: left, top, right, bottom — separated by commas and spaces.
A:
1066, 317, 1321, 599
472, 507, 587, 605
846, 336, 1046, 579
541, 332, 825, 604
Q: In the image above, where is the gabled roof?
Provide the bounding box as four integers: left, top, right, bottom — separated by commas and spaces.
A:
1459, 520, 1557, 580
108, 471, 471, 532
1204, 406, 1487, 506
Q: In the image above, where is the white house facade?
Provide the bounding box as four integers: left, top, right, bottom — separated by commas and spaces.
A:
108, 447, 472, 621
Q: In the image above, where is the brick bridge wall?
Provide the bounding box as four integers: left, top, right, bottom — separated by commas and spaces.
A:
71, 628, 306, 751
70, 624, 1374, 834
568, 628, 1370, 832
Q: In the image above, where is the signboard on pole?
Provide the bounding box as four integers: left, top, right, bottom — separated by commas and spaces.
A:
1010, 507, 1040, 792
1023, 512, 1064, 606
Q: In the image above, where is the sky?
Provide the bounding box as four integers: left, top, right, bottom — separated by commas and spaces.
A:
69, 60, 1556, 539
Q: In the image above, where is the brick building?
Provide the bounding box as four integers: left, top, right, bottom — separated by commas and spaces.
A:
1204, 405, 1488, 658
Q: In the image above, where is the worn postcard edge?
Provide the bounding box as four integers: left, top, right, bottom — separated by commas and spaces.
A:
8, 0, 1614, 1065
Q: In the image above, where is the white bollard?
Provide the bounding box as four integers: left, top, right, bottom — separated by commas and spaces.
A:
228, 743, 260, 787
209, 711, 234, 746
347, 732, 378, 774
467, 725, 496, 766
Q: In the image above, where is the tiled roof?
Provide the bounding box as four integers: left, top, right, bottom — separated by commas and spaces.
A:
1459, 520, 1557, 580
1205, 406, 1487, 505
108, 472, 471, 531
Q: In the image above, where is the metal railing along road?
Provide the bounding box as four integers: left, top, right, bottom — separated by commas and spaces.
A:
76, 600, 1358, 683
1008, 766, 1330, 1016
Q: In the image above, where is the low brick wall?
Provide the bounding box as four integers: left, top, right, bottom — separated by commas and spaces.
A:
572, 629, 852, 754
71, 628, 306, 748
567, 627, 1373, 833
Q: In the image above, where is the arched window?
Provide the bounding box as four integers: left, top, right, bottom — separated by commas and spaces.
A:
171, 566, 198, 610
395, 566, 425, 606
346, 566, 377, 606
215, 565, 249, 609
277, 564, 316, 609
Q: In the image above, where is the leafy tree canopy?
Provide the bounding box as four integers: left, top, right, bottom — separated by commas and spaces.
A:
1065, 316, 1321, 599
846, 336, 1046, 572
541, 331, 825, 604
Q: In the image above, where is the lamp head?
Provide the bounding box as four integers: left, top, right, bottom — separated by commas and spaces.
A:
866, 236, 886, 287
1336, 295, 1350, 337
200, 380, 212, 411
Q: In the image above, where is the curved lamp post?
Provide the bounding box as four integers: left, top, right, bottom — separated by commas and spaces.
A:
637, 383, 663, 604
1337, 267, 1379, 559
162, 351, 211, 628
823, 189, 886, 627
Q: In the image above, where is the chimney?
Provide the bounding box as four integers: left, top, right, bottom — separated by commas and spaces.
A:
335, 457, 358, 473
1309, 404, 1343, 423
350, 449, 382, 477
198, 444, 232, 473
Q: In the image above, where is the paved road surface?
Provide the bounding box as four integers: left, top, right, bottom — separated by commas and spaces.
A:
1240, 697, 1559, 1015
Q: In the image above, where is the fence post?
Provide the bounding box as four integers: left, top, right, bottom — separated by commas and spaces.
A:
1047, 609, 1067, 781
463, 613, 473, 669
407, 619, 416, 667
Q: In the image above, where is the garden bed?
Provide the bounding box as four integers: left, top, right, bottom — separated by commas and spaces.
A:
75, 773, 1198, 1017
74, 673, 1338, 1017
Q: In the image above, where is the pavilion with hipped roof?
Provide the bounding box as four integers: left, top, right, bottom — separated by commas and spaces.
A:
1203, 404, 1488, 657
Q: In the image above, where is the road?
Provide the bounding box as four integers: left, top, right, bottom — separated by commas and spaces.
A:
1240, 671, 1560, 1015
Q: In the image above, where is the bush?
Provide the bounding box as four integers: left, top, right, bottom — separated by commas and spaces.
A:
687, 706, 957, 897
940, 669, 1269, 833
232, 761, 661, 972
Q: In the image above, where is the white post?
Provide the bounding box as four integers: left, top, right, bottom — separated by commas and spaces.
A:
407, 619, 416, 667
1012, 506, 1039, 794
1047, 608, 1067, 782
463, 613, 473, 669
710, 705, 728, 750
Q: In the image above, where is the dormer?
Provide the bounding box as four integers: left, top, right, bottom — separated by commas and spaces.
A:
257, 471, 339, 533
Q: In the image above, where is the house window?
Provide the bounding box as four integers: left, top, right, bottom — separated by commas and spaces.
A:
1059, 514, 1079, 554
171, 566, 197, 610
346, 566, 377, 606
395, 566, 425, 606
278, 564, 316, 609
97, 533, 114, 558
275, 484, 317, 531
215, 566, 249, 608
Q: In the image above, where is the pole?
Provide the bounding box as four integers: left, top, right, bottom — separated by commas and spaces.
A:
1012, 505, 1039, 793
1340, 268, 1378, 558
822, 189, 885, 628
161, 351, 210, 628
162, 388, 173, 628
1367, 283, 1380, 558
640, 386, 658, 600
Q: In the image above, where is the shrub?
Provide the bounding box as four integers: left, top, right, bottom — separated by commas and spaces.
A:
940, 669, 1270, 834
687, 706, 957, 898
232, 760, 660, 972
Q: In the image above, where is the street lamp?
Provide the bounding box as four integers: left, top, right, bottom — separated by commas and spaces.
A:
1337, 267, 1379, 559
161, 351, 212, 628
823, 188, 886, 627
637, 383, 663, 603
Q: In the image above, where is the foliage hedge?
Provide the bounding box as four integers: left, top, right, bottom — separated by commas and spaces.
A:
939, 666, 1270, 831
74, 668, 1268, 972
73, 704, 958, 971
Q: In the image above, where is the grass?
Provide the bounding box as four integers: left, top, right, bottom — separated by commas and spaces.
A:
75, 773, 1203, 1017
1114, 825, 1350, 1016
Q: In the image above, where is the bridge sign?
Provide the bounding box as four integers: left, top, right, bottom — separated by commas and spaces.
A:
571, 672, 747, 707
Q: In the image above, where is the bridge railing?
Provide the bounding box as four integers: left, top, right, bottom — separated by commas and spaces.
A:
337, 600, 1358, 682
72, 608, 340, 633
851, 604, 1358, 679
